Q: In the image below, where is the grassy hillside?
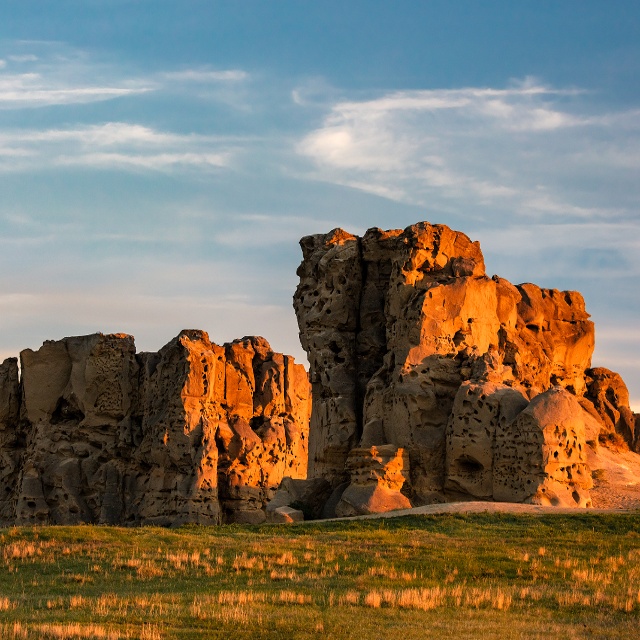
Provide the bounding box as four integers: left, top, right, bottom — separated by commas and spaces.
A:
1, 513, 639, 639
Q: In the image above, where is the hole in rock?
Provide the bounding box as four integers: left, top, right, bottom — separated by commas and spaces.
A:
328, 341, 341, 354
51, 398, 85, 425
249, 416, 265, 431
454, 455, 484, 475
453, 331, 465, 347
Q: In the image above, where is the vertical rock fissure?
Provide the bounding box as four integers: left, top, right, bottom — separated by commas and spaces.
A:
353, 236, 366, 444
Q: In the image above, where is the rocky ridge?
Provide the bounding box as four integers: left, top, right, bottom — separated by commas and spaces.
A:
292, 221, 639, 514
0, 331, 309, 526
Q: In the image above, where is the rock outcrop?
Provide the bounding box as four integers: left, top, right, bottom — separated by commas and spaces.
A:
0, 331, 310, 526
334, 445, 412, 517
294, 221, 638, 510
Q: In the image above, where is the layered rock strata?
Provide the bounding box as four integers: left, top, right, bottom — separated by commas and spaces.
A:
0, 331, 310, 526
294, 221, 638, 509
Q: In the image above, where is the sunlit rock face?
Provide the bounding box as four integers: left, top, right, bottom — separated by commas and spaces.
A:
294, 221, 637, 509
0, 331, 310, 526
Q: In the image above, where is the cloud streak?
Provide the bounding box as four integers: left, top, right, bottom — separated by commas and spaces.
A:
161, 69, 248, 83
0, 72, 152, 107
0, 122, 239, 172
0, 43, 250, 109
297, 79, 640, 226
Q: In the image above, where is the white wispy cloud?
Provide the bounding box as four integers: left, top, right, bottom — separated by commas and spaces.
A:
0, 44, 251, 109
0, 122, 237, 172
0, 72, 152, 107
161, 69, 248, 83
56, 151, 230, 171
297, 79, 640, 224
8, 54, 38, 62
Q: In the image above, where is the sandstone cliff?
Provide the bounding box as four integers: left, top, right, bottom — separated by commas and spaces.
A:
294, 222, 638, 511
0, 331, 309, 526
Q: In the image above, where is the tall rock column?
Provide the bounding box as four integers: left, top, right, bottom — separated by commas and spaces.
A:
0, 358, 21, 521
16, 333, 138, 525
294, 220, 614, 509
294, 229, 363, 485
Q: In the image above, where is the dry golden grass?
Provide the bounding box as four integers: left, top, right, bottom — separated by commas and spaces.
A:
0, 621, 162, 639
1, 514, 639, 639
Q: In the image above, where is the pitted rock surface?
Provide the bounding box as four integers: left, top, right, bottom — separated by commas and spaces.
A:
0, 330, 310, 525
294, 221, 639, 510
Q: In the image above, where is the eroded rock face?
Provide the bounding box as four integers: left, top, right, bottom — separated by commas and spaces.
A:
0, 358, 20, 521
446, 382, 529, 500
294, 221, 637, 509
0, 331, 310, 526
584, 368, 637, 450
493, 387, 593, 507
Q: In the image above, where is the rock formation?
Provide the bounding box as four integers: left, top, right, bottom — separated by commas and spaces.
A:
0, 330, 310, 526
1, 220, 637, 525
334, 445, 412, 517
294, 221, 639, 510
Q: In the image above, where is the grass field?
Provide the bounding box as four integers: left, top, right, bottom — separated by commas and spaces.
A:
0, 512, 639, 639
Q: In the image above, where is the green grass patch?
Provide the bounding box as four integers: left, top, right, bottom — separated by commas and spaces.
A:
0, 512, 639, 638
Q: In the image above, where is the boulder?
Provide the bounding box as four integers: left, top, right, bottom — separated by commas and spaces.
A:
335, 445, 412, 516
493, 387, 593, 507
335, 484, 411, 517
266, 505, 305, 523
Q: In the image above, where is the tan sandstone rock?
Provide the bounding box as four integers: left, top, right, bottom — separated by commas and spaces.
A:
445, 381, 528, 500
334, 445, 412, 516
0, 358, 20, 521
294, 221, 636, 510
0, 331, 310, 526
493, 387, 593, 507
584, 367, 637, 451
266, 505, 305, 523
266, 476, 333, 520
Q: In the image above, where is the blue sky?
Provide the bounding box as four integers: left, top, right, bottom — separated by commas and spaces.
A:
1, 1, 639, 408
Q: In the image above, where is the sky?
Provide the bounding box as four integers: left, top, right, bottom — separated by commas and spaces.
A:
0, 1, 639, 409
